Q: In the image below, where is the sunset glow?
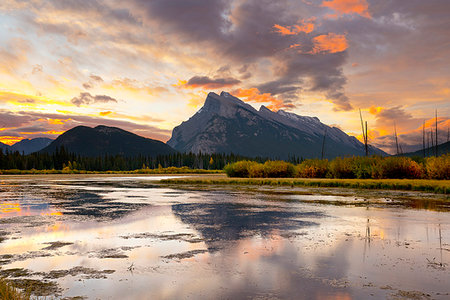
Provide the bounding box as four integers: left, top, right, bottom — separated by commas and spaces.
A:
0, 0, 448, 154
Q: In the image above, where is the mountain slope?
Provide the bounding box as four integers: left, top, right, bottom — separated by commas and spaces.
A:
0, 142, 10, 152
168, 92, 386, 159
40, 125, 176, 157
11, 138, 53, 154
400, 141, 449, 157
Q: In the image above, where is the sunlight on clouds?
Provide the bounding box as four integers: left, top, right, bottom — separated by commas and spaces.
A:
311, 33, 348, 54
322, 0, 371, 18
231, 88, 294, 111
0, 136, 24, 145
273, 18, 315, 35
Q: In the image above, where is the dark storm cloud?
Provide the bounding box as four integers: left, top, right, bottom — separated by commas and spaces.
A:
71, 92, 118, 106
130, 0, 352, 110
185, 76, 241, 89
130, 0, 230, 43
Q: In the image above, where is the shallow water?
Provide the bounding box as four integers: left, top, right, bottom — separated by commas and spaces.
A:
0, 175, 449, 299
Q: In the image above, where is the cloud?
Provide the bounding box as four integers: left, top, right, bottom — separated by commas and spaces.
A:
311, 33, 348, 54
179, 76, 241, 89
273, 18, 315, 35
0, 109, 172, 143
322, 0, 371, 18
231, 88, 295, 111
71, 92, 118, 106
82, 74, 104, 89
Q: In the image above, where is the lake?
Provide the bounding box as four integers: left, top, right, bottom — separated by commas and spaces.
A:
0, 175, 449, 299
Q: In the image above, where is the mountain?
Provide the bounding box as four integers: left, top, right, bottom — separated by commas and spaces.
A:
10, 138, 53, 154
400, 141, 449, 157
0, 142, 11, 152
168, 91, 387, 159
40, 125, 176, 157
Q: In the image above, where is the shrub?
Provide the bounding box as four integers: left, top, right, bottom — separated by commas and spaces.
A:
295, 159, 329, 178
426, 154, 450, 179
224, 160, 258, 177
248, 163, 265, 178
373, 157, 424, 179
263, 160, 295, 177
351, 156, 376, 179
329, 157, 354, 179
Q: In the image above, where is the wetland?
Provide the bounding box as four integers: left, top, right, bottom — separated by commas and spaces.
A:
0, 175, 449, 299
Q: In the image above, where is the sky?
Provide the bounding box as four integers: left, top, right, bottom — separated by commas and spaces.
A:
0, 0, 449, 154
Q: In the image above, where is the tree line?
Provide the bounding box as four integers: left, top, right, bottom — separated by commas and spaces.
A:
0, 147, 304, 171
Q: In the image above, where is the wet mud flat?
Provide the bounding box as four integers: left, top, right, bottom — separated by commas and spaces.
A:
0, 175, 449, 299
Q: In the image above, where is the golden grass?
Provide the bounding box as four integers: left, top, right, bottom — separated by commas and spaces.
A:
0, 278, 30, 300
160, 176, 450, 194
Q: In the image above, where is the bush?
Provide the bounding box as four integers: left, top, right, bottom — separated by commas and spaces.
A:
426, 154, 450, 179
248, 163, 265, 178
373, 157, 424, 179
224, 160, 259, 177
295, 159, 329, 178
329, 157, 354, 178
351, 156, 376, 179
263, 161, 295, 177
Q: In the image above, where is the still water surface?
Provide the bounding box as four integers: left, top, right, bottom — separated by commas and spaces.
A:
0, 175, 449, 299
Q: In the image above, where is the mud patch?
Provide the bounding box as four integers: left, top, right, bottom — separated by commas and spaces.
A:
42, 241, 74, 250
161, 249, 208, 260
0, 268, 32, 278
40, 266, 115, 279
121, 232, 205, 243
389, 290, 431, 300
95, 248, 129, 259
9, 278, 60, 296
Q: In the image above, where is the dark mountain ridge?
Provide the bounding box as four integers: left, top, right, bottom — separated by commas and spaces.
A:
40, 125, 176, 157
400, 141, 449, 157
11, 138, 53, 154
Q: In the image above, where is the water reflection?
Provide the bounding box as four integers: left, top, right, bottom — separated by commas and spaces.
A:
172, 202, 322, 251
0, 176, 448, 299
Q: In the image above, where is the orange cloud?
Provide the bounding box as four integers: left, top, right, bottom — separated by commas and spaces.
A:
37, 118, 72, 125
322, 0, 371, 18
18, 130, 64, 135
231, 88, 294, 111
99, 111, 112, 116
0, 136, 25, 145
273, 18, 315, 35
311, 33, 348, 54
368, 106, 383, 115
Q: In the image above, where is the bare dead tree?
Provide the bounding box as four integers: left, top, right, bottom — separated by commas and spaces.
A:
359, 109, 368, 156
394, 122, 400, 155
423, 120, 426, 158
321, 127, 327, 160
435, 110, 438, 156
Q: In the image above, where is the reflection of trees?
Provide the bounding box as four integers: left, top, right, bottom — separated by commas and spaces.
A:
17, 183, 147, 219
171, 202, 323, 249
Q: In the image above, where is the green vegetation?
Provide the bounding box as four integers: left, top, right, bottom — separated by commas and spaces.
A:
224, 155, 450, 180
0, 278, 30, 300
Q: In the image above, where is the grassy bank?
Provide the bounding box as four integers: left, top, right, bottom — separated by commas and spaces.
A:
0, 166, 223, 175
0, 278, 29, 300
160, 176, 450, 194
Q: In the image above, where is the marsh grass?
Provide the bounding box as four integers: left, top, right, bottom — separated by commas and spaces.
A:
160, 177, 450, 194
0, 278, 30, 300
